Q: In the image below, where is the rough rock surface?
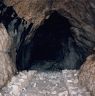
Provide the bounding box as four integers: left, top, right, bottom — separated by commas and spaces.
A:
0, 24, 16, 88
3, 0, 95, 47
2, 0, 95, 59
79, 54, 95, 96
0, 70, 91, 96
3, 0, 51, 25
1, 0, 95, 95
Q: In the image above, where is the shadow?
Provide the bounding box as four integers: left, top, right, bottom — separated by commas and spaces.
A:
17, 11, 84, 71
30, 11, 71, 71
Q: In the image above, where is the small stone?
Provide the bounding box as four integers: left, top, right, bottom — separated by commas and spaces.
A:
58, 91, 68, 96
67, 80, 73, 83
33, 83, 37, 87
43, 81, 46, 83
73, 79, 78, 83
69, 87, 78, 90
70, 91, 77, 95
51, 91, 57, 94
19, 79, 25, 82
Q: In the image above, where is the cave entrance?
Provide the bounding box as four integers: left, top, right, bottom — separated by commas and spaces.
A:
17, 11, 82, 71
31, 12, 71, 61
30, 11, 72, 71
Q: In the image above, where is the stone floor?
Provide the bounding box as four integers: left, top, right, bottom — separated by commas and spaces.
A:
0, 70, 91, 96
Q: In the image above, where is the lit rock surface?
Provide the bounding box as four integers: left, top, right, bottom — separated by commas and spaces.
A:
79, 54, 95, 96
0, 70, 90, 96
0, 24, 16, 88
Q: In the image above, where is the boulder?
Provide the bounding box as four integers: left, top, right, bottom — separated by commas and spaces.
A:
0, 23, 16, 88
79, 54, 95, 96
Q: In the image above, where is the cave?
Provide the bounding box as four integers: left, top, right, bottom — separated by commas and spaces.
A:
1, 1, 95, 95
16, 11, 86, 71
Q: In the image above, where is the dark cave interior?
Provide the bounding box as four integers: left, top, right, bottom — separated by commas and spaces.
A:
16, 11, 84, 71
0, 2, 86, 71
31, 12, 71, 61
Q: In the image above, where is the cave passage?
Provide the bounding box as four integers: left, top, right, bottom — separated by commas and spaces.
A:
31, 12, 71, 61
17, 11, 83, 71
0, 2, 86, 71
30, 11, 72, 71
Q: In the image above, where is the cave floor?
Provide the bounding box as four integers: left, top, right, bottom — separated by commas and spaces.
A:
0, 70, 90, 96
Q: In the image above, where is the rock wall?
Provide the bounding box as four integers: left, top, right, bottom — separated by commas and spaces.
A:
0, 2, 29, 88
0, 24, 16, 88
3, 0, 95, 50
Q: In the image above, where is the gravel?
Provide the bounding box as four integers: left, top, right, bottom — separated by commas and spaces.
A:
0, 70, 91, 96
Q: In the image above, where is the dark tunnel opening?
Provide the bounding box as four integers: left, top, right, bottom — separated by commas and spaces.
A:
16, 11, 86, 71
0, 2, 88, 72
31, 12, 71, 61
